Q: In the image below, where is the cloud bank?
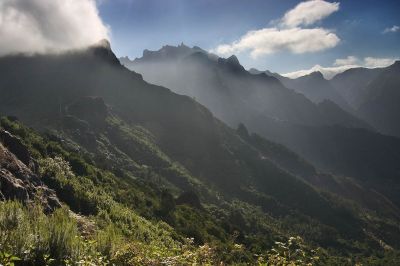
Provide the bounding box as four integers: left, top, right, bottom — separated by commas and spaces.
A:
211, 0, 340, 58
282, 56, 398, 79
0, 0, 109, 56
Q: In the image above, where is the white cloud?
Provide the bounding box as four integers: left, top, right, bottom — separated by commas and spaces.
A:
0, 0, 109, 56
334, 56, 359, 66
282, 64, 358, 79
364, 57, 397, 68
282, 56, 398, 79
211, 0, 340, 58
212, 27, 339, 58
383, 25, 400, 34
281, 0, 339, 28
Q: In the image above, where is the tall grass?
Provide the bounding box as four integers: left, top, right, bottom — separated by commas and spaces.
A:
0, 201, 80, 264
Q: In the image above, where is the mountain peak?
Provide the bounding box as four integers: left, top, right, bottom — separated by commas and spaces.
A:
92, 39, 111, 50
137, 44, 199, 62
227, 55, 240, 65
192, 45, 203, 50
178, 42, 189, 48
218, 55, 245, 72
392, 60, 400, 68
89, 40, 121, 66
308, 71, 324, 79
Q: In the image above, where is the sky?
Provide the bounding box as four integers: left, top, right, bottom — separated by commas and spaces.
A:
96, 0, 400, 77
0, 0, 399, 78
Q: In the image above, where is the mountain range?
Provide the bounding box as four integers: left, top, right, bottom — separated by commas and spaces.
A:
252, 61, 400, 139
333, 62, 400, 138
1, 41, 400, 264
121, 44, 400, 207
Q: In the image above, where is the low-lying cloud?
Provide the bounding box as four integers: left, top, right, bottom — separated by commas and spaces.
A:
363, 57, 397, 68
282, 56, 398, 79
334, 56, 359, 66
0, 0, 109, 56
211, 0, 340, 58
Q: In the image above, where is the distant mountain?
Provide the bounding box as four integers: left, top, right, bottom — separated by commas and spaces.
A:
122, 45, 369, 130
2, 41, 400, 263
121, 45, 400, 208
331, 61, 400, 137
358, 61, 400, 137
250, 68, 355, 114
330, 67, 384, 108
276, 71, 354, 113
123, 45, 395, 173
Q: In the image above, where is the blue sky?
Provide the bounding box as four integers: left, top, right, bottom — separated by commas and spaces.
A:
0, 0, 398, 76
98, 0, 400, 75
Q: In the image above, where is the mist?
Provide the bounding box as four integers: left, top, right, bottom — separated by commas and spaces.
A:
0, 0, 109, 56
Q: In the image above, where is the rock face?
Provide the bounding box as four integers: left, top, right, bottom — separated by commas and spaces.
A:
0, 131, 60, 212
0, 129, 35, 170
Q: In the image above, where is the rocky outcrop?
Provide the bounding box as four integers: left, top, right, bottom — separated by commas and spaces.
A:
0, 133, 60, 212
0, 129, 36, 170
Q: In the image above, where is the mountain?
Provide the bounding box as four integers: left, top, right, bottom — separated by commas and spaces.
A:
357, 61, 400, 137
122, 44, 368, 130
331, 61, 400, 137
122, 44, 400, 212
1, 41, 400, 264
0, 42, 360, 228
330, 67, 384, 108
274, 71, 354, 114
122, 45, 400, 186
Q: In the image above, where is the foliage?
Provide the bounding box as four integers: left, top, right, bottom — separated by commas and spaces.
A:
257, 236, 320, 266
0, 200, 81, 264
1, 115, 400, 265
0, 252, 20, 266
